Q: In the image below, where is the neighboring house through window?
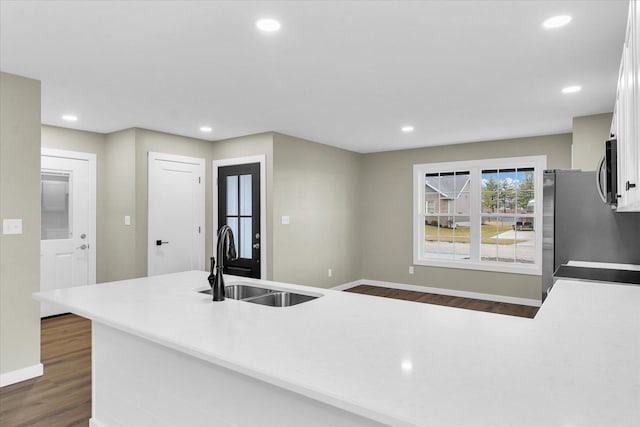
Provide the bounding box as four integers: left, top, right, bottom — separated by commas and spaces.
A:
413, 155, 546, 275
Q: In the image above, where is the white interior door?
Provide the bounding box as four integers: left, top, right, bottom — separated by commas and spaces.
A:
148, 152, 205, 276
40, 149, 96, 317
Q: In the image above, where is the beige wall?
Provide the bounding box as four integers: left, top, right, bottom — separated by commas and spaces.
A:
0, 72, 41, 376
211, 132, 275, 279
103, 129, 137, 282
272, 133, 362, 287
41, 126, 109, 282
360, 133, 572, 300
572, 112, 614, 171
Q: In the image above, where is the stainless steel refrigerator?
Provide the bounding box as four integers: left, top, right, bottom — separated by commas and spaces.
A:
542, 170, 640, 300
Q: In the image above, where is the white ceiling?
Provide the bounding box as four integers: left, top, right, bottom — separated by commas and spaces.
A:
0, 0, 629, 153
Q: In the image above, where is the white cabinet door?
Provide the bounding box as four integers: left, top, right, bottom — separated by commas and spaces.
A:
616, 0, 640, 212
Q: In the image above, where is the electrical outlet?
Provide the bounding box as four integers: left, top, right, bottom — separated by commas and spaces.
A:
409, 266, 414, 274
328, 268, 332, 277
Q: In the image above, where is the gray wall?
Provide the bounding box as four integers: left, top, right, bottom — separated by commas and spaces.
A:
41, 126, 109, 282
572, 112, 614, 171
0, 72, 41, 375
360, 134, 572, 301
272, 133, 362, 287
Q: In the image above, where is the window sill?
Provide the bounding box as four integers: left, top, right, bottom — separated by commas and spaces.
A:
413, 258, 542, 276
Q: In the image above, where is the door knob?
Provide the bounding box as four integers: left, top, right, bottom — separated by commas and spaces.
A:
77, 244, 89, 250
156, 240, 169, 246
253, 243, 260, 249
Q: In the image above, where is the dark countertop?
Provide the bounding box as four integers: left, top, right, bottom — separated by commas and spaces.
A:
554, 265, 640, 285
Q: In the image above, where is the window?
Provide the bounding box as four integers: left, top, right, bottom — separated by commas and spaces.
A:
413, 156, 546, 275
41, 172, 72, 240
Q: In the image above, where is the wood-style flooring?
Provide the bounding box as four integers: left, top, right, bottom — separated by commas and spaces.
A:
345, 284, 539, 318
0, 314, 91, 427
0, 286, 536, 426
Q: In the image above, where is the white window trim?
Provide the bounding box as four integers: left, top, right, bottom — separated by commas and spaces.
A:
413, 155, 546, 276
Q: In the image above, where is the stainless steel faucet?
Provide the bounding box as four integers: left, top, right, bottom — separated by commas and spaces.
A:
210, 225, 237, 301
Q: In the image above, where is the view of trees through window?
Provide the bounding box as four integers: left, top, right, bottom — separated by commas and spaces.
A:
423, 167, 536, 265
480, 167, 535, 264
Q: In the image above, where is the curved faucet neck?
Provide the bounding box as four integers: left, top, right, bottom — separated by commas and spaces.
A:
216, 225, 236, 268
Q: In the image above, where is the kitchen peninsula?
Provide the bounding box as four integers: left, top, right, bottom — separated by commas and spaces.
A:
34, 271, 640, 427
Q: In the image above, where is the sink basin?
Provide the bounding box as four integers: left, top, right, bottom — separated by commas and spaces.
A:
247, 292, 318, 307
199, 284, 273, 300
199, 283, 319, 307
225, 284, 274, 300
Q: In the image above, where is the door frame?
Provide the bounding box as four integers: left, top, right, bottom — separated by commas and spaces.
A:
147, 151, 206, 276
212, 155, 267, 279
41, 148, 97, 286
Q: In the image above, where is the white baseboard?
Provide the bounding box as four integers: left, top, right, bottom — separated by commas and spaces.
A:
330, 280, 363, 291
333, 279, 541, 307
0, 363, 43, 387
90, 418, 109, 427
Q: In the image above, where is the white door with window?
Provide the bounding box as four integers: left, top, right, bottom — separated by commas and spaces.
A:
40, 149, 96, 317
148, 152, 205, 276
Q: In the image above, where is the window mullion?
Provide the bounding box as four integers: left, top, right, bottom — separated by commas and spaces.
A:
469, 167, 481, 262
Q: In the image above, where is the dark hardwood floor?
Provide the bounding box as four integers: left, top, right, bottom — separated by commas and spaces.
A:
345, 285, 539, 319
0, 314, 91, 427
0, 286, 536, 426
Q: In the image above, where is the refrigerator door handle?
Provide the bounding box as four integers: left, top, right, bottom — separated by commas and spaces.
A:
596, 155, 607, 204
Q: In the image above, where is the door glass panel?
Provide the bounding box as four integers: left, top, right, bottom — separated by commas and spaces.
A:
240, 174, 252, 216
226, 217, 239, 252
41, 172, 71, 240
240, 218, 252, 259
226, 176, 238, 216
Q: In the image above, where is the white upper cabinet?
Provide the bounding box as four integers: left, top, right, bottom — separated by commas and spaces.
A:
614, 0, 640, 212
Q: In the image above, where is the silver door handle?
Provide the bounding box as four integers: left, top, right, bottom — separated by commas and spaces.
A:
77, 244, 89, 250
253, 243, 260, 249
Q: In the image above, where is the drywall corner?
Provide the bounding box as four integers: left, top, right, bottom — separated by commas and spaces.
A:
572, 112, 614, 171
103, 128, 137, 281
272, 133, 363, 287
0, 72, 42, 378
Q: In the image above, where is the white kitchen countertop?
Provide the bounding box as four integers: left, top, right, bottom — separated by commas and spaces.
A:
33, 272, 640, 426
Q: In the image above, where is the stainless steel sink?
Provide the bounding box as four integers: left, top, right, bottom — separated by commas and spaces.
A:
246, 291, 318, 307
199, 284, 273, 300
199, 283, 319, 307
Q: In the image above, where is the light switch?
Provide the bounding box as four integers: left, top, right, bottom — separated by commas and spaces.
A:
124, 215, 131, 226
2, 219, 23, 235
281, 215, 290, 225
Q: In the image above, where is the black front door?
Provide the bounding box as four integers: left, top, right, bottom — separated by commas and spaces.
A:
217, 163, 260, 278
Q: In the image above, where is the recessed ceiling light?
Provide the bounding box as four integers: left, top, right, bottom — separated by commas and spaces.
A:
401, 126, 414, 133
543, 15, 572, 29
62, 114, 78, 122
561, 85, 582, 94
256, 18, 281, 32
200, 126, 213, 133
